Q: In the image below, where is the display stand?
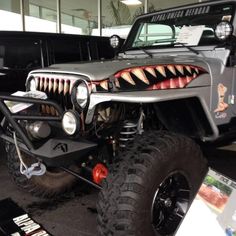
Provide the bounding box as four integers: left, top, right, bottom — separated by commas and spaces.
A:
176, 169, 236, 236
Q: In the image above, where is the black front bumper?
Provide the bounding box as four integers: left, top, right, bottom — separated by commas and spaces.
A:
0, 94, 97, 167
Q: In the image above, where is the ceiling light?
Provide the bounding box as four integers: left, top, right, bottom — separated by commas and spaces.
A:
121, 0, 142, 6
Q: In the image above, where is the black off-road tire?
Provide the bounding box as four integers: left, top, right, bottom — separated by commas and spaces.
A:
97, 131, 207, 236
7, 144, 77, 198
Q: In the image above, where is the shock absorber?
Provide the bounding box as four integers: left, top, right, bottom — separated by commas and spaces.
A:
119, 121, 138, 148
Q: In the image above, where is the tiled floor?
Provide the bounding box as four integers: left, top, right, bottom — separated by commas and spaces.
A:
0, 143, 235, 236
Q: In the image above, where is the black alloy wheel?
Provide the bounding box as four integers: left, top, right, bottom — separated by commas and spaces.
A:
151, 172, 190, 235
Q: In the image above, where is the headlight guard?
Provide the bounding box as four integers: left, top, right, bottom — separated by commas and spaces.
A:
71, 79, 90, 112
26, 76, 37, 92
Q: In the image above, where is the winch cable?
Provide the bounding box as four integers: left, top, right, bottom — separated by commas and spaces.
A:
60, 167, 103, 190
13, 132, 46, 179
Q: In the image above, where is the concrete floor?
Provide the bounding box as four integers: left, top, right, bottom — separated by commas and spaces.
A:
0, 144, 236, 236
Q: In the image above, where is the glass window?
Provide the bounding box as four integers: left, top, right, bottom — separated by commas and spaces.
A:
0, 0, 22, 31
62, 13, 73, 26
148, 0, 198, 11
125, 3, 234, 50
25, 0, 57, 33
101, 0, 144, 38
134, 23, 173, 46
29, 4, 40, 18
61, 0, 98, 35
0, 39, 41, 69
50, 38, 89, 63
41, 7, 56, 22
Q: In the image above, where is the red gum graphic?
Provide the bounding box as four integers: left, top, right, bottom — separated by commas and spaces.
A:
148, 77, 192, 90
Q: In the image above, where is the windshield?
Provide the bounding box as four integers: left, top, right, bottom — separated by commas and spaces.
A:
125, 3, 235, 50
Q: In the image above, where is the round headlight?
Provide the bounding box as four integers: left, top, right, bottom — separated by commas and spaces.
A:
76, 82, 88, 108
71, 80, 89, 112
215, 21, 233, 40
62, 111, 80, 136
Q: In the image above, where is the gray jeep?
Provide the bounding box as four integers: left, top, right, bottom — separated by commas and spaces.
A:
0, 0, 235, 235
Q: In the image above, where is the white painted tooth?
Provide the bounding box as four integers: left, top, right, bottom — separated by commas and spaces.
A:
160, 81, 167, 89
90, 83, 96, 92
44, 78, 48, 91
69, 81, 74, 94
176, 65, 184, 75
46, 105, 50, 114
48, 79, 53, 92
121, 72, 135, 85
50, 106, 55, 116
58, 79, 64, 93
185, 66, 192, 74
39, 78, 44, 91
35, 77, 39, 90
64, 80, 70, 95
170, 79, 176, 88
178, 77, 185, 88
186, 76, 192, 83
195, 68, 199, 74
145, 67, 157, 78
53, 79, 58, 93
100, 80, 108, 90
41, 105, 46, 113
156, 66, 166, 77
151, 84, 157, 90
193, 73, 197, 79
167, 65, 176, 75
132, 68, 149, 85
115, 78, 120, 88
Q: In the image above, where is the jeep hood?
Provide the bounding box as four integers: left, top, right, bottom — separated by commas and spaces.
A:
31, 56, 212, 92
32, 56, 210, 81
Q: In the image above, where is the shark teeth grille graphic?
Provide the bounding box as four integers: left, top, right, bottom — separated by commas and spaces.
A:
95, 64, 207, 92
35, 77, 74, 111
176, 65, 184, 75
156, 65, 166, 77
132, 68, 150, 85
167, 65, 176, 76
120, 72, 136, 85
145, 67, 156, 77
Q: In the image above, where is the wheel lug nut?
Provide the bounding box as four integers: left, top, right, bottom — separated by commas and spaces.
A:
164, 198, 172, 208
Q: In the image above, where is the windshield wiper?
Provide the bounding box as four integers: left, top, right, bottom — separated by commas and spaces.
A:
173, 42, 199, 55
122, 47, 153, 58
138, 47, 153, 58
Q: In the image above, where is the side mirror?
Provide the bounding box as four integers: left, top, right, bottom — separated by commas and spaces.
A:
215, 21, 233, 41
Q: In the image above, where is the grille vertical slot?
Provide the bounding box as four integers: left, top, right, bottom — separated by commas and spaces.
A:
36, 76, 73, 111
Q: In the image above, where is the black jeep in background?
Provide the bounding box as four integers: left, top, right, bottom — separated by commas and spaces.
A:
0, 31, 116, 93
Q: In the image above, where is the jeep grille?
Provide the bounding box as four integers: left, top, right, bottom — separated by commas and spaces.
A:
35, 76, 73, 111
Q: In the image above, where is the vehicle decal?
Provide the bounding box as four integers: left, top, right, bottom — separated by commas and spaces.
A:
151, 6, 210, 22
53, 143, 68, 153
94, 64, 207, 92
214, 83, 229, 113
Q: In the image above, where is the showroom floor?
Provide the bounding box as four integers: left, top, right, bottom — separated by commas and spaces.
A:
0, 144, 236, 236
0, 150, 98, 236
